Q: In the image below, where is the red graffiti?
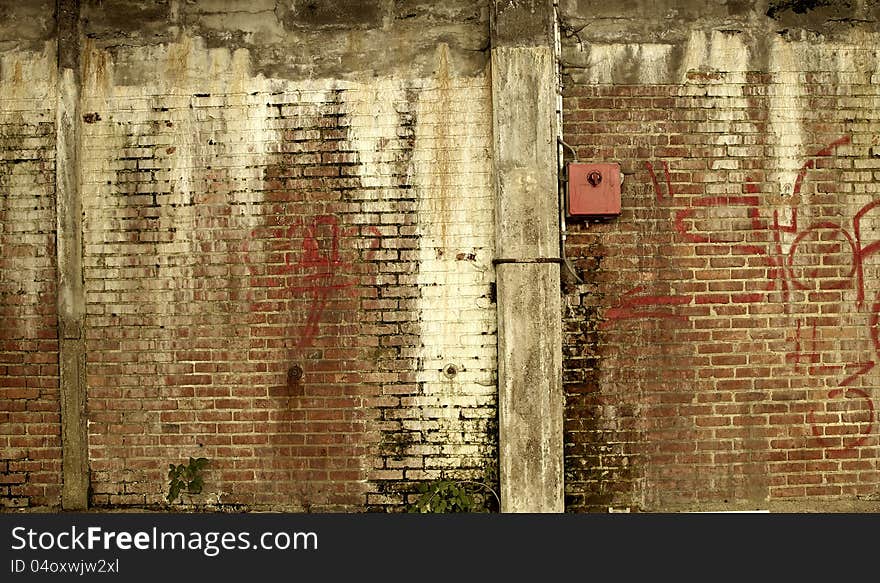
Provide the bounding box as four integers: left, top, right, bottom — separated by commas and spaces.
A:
871, 295, 880, 353
600, 286, 689, 327
646, 160, 672, 201
631, 136, 865, 310
853, 199, 880, 305
606, 136, 880, 449
245, 215, 381, 348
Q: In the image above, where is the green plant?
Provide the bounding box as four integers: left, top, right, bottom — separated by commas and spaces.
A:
408, 477, 500, 513
166, 457, 209, 504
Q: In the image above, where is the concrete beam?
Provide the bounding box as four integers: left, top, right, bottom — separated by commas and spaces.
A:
56, 0, 88, 510
491, 0, 564, 513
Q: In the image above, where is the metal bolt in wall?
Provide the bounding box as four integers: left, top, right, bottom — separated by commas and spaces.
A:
287, 364, 304, 385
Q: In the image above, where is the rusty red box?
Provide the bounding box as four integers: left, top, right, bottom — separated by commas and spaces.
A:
567, 162, 621, 217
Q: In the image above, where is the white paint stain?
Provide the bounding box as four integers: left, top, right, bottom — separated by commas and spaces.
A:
682, 30, 750, 137
80, 38, 291, 324
0, 43, 57, 340
346, 78, 403, 191
768, 37, 806, 207
583, 43, 674, 85
413, 47, 495, 406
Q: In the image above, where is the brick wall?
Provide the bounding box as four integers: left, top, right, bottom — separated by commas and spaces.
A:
0, 2, 496, 514
0, 45, 59, 510
562, 26, 880, 511
78, 34, 495, 511
11, 0, 880, 516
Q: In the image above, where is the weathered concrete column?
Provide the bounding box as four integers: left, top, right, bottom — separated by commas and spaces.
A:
491, 0, 564, 512
56, 0, 88, 510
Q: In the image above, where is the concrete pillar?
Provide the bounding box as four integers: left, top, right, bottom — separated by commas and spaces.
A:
491, 0, 564, 512
56, 0, 88, 510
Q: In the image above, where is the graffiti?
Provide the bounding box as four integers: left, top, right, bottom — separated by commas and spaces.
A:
602, 136, 880, 450
645, 160, 672, 202
630, 136, 874, 308
603, 285, 690, 323
245, 214, 381, 348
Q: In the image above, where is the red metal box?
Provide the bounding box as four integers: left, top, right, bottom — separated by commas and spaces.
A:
567, 162, 621, 217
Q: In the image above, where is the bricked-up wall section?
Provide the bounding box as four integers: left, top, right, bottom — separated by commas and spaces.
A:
0, 39, 59, 508
562, 19, 880, 510
77, 33, 495, 509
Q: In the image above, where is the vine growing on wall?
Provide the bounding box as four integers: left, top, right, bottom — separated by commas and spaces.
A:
166, 457, 209, 504
407, 466, 500, 513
